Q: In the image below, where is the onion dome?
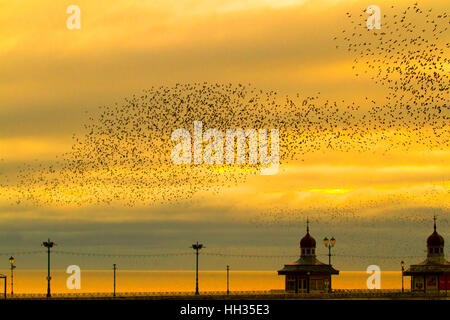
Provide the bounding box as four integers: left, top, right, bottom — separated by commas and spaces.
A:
300, 233, 316, 248
300, 220, 316, 248
427, 218, 444, 247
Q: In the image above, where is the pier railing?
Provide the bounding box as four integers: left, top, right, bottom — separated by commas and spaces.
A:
3, 289, 448, 299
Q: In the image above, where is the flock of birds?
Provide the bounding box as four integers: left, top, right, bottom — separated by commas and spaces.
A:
2, 3, 449, 223
256, 2, 449, 224
337, 3, 448, 136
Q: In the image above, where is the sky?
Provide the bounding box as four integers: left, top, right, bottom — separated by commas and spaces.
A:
0, 0, 449, 274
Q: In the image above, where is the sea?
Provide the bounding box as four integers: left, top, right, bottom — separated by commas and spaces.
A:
0, 270, 409, 294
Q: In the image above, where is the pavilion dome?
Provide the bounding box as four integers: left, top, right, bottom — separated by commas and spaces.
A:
300, 232, 316, 248
427, 230, 444, 247
427, 217, 444, 247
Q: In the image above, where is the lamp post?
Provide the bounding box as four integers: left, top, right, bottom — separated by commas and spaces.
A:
401, 260, 405, 293
9, 256, 15, 296
323, 236, 336, 293
226, 265, 230, 296
113, 264, 117, 297
42, 239, 55, 298
191, 242, 204, 295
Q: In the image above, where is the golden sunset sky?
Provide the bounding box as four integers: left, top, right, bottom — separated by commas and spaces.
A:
0, 0, 448, 273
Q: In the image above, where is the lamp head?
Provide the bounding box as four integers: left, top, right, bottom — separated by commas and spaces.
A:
192, 242, 203, 250
330, 237, 336, 247
9, 256, 14, 265
323, 237, 329, 247
42, 238, 55, 248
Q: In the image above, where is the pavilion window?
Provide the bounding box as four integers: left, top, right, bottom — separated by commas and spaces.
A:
317, 280, 324, 290
287, 281, 295, 291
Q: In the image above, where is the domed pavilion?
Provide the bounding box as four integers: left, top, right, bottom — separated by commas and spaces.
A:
278, 220, 339, 293
404, 216, 450, 294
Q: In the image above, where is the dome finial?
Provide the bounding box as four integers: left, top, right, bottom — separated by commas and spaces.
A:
427, 215, 444, 249
306, 217, 309, 233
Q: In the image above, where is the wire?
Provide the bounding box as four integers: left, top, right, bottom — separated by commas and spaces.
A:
0, 251, 43, 256
0, 250, 424, 259
53, 250, 192, 258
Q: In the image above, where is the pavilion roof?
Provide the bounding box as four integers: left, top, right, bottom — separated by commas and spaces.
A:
278, 256, 339, 275
404, 258, 450, 275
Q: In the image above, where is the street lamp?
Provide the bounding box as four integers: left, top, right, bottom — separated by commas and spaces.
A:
113, 264, 117, 297
226, 265, 230, 296
323, 236, 335, 293
401, 260, 405, 293
42, 239, 55, 298
9, 256, 15, 296
191, 242, 204, 295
